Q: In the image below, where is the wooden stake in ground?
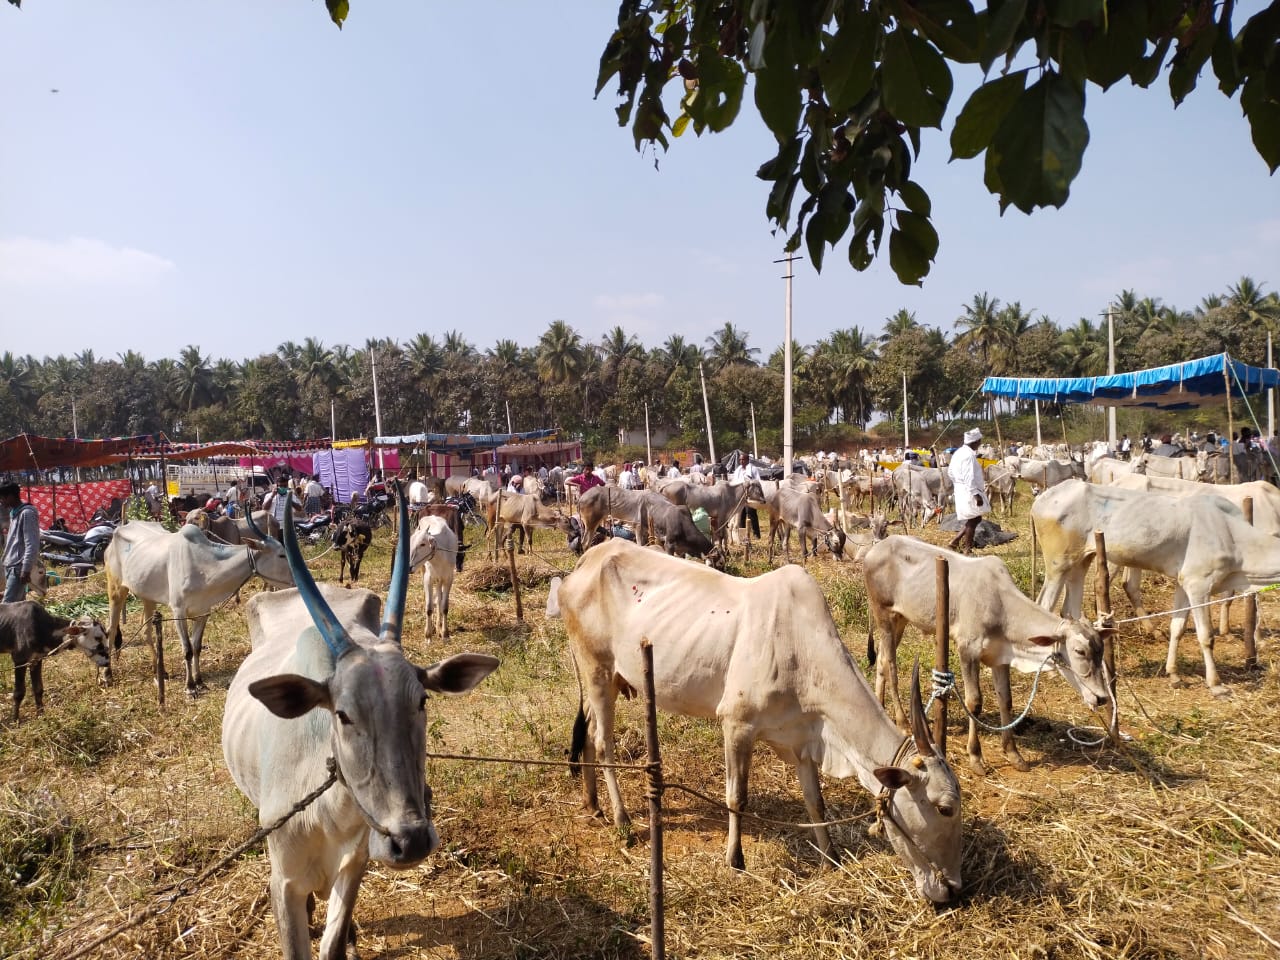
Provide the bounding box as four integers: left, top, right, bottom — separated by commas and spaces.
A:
640, 638, 666, 960
152, 611, 165, 707
1093, 529, 1118, 741
506, 534, 523, 623
934, 556, 949, 753
1243, 496, 1258, 669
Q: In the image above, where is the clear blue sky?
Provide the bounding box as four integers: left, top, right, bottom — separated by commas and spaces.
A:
2, 2, 1276, 365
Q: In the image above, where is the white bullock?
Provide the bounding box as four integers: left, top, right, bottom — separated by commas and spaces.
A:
1034, 480, 1280, 696
222, 495, 498, 960
410, 513, 459, 640
1106, 475, 1280, 638
865, 536, 1110, 774
556, 538, 962, 903
104, 513, 293, 696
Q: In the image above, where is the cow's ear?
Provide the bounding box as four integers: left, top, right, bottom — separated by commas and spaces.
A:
1026, 635, 1057, 647
873, 766, 915, 790
249, 674, 331, 718
422, 653, 500, 695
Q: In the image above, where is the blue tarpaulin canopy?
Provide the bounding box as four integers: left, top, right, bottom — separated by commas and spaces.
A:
982, 353, 1280, 411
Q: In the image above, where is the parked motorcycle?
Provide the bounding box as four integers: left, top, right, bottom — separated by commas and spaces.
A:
293, 512, 332, 545
40, 521, 117, 567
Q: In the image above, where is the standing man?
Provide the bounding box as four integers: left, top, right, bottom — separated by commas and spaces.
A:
947, 428, 989, 555
731, 452, 762, 540
303, 474, 326, 515
1, 482, 40, 602
223, 478, 242, 519
262, 473, 302, 533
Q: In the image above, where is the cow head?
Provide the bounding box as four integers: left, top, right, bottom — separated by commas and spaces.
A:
242, 508, 294, 587
248, 487, 498, 868
872, 664, 963, 904
60, 617, 111, 668
1032, 619, 1110, 709
825, 526, 846, 558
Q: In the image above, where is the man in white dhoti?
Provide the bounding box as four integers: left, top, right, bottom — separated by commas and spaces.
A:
947, 427, 990, 554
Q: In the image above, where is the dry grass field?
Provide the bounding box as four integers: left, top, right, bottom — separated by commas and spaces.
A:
2, 494, 1278, 960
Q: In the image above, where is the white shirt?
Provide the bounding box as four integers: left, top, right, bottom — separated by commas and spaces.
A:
666, 466, 680, 479
619, 469, 636, 490
948, 444, 989, 521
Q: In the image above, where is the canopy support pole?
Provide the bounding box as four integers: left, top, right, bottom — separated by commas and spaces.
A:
1225, 361, 1237, 484
1034, 400, 1042, 448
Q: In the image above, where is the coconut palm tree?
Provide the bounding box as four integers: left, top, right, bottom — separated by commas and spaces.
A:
536, 320, 586, 385
705, 322, 759, 371
174, 345, 213, 412
880, 309, 920, 343
955, 292, 1002, 366
1058, 318, 1108, 376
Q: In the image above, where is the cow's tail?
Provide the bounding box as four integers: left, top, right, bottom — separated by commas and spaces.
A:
568, 646, 587, 779
866, 623, 877, 666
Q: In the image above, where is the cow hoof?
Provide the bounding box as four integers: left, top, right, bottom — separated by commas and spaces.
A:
727, 849, 746, 871
1006, 755, 1032, 773
1167, 675, 1187, 689
1210, 684, 1233, 699
967, 756, 990, 777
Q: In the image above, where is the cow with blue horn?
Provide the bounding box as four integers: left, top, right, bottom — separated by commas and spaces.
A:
221, 482, 499, 960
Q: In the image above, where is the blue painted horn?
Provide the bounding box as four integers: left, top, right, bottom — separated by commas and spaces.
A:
283, 493, 353, 660
379, 479, 410, 645
243, 500, 269, 541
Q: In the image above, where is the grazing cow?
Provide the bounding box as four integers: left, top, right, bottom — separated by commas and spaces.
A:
222, 495, 498, 960
1033, 479, 1280, 695
658, 477, 764, 551
0, 601, 110, 720
410, 514, 458, 639
557, 539, 961, 903
575, 486, 714, 558
760, 485, 846, 563
104, 513, 293, 695
891, 463, 949, 526
488, 491, 572, 554
864, 536, 1109, 774
332, 516, 374, 584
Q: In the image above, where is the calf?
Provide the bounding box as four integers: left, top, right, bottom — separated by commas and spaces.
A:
414, 502, 466, 572
865, 536, 1109, 774
410, 515, 459, 640
332, 516, 374, 585
0, 601, 110, 720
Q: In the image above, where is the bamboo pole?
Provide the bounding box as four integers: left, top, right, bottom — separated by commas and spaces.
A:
934, 557, 950, 753
640, 638, 666, 960
1243, 497, 1257, 669
1093, 530, 1118, 741
1225, 361, 1237, 484
1030, 513, 1038, 601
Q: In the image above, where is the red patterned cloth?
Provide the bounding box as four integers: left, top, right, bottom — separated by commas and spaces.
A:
22, 480, 133, 533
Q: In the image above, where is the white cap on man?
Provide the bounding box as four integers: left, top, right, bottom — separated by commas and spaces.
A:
963, 428, 982, 444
